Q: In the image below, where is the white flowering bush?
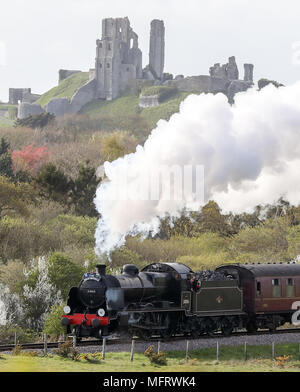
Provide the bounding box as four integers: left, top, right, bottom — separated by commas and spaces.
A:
0, 256, 62, 331
22, 257, 62, 330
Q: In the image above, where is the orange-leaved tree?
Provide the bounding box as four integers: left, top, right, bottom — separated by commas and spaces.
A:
12, 144, 50, 176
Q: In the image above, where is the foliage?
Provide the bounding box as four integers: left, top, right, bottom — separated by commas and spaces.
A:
12, 344, 22, 356
0, 176, 31, 219
78, 352, 104, 363
110, 247, 143, 269
8, 107, 18, 120
47, 253, 84, 299
43, 304, 65, 340
22, 257, 62, 331
54, 338, 80, 360
35, 163, 70, 201
276, 355, 290, 368
0, 137, 14, 178
0, 260, 25, 295
14, 112, 55, 129
69, 162, 99, 216
100, 131, 138, 162
0, 324, 39, 344
144, 345, 167, 365
12, 144, 50, 175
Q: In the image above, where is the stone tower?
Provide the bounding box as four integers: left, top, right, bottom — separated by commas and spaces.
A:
244, 64, 254, 82
149, 20, 165, 80
95, 17, 142, 100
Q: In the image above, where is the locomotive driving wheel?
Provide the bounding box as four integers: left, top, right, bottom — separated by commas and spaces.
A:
138, 328, 152, 340
220, 317, 233, 337
159, 314, 173, 340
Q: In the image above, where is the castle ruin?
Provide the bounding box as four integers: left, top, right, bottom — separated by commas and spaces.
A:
15, 17, 254, 119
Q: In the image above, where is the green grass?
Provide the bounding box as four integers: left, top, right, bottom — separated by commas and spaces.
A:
35, 72, 89, 107
81, 95, 140, 118
0, 117, 14, 128
1, 343, 300, 372
80, 91, 190, 132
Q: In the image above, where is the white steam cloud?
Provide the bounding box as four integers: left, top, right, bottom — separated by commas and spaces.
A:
94, 81, 300, 255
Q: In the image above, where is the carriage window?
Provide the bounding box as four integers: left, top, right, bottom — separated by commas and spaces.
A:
286, 278, 295, 297
272, 278, 281, 297
256, 281, 261, 296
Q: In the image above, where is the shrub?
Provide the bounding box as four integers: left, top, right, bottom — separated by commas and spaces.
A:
47, 253, 84, 299
12, 144, 50, 175
43, 304, 66, 340
54, 339, 80, 360
144, 345, 167, 366
12, 344, 22, 356
0, 325, 39, 344
14, 113, 55, 129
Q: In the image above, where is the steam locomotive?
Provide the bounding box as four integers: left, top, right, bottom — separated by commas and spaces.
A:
61, 262, 300, 339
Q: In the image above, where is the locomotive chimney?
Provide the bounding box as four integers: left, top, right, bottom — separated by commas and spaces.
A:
96, 264, 106, 276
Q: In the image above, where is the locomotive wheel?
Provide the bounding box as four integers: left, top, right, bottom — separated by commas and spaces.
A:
221, 318, 233, 337
138, 329, 152, 340
191, 329, 203, 339
160, 316, 173, 340
246, 321, 257, 333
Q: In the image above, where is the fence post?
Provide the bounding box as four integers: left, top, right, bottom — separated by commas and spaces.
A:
244, 342, 247, 361
130, 339, 135, 362
158, 341, 161, 354
186, 340, 189, 362
216, 342, 220, 361
72, 335, 76, 349
14, 331, 17, 347
44, 334, 48, 356
272, 342, 275, 360
102, 337, 107, 360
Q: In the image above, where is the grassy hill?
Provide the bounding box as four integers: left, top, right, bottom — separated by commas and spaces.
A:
35, 72, 89, 107
81, 91, 191, 134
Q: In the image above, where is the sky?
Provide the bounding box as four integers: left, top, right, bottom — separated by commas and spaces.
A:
0, 0, 300, 102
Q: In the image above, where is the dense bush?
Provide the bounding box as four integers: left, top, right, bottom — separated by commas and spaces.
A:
43, 304, 65, 340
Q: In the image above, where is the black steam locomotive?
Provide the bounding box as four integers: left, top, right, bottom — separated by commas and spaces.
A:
61, 262, 300, 339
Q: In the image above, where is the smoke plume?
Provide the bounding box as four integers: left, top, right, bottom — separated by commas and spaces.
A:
94, 82, 300, 255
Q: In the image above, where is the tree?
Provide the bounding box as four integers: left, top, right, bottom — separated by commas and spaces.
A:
35, 163, 70, 202
47, 253, 84, 300
0, 176, 31, 218
14, 112, 55, 129
69, 162, 99, 216
12, 144, 50, 176
100, 131, 138, 162
0, 138, 14, 179
43, 304, 65, 340
22, 257, 62, 331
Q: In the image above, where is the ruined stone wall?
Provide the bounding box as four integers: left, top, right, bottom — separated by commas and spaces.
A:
18, 103, 45, 119
139, 94, 159, 108
9, 88, 31, 104
59, 69, 81, 84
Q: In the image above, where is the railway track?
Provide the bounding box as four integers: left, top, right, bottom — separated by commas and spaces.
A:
1, 327, 300, 352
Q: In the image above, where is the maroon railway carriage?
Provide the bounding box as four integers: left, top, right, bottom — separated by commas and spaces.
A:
216, 263, 300, 332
